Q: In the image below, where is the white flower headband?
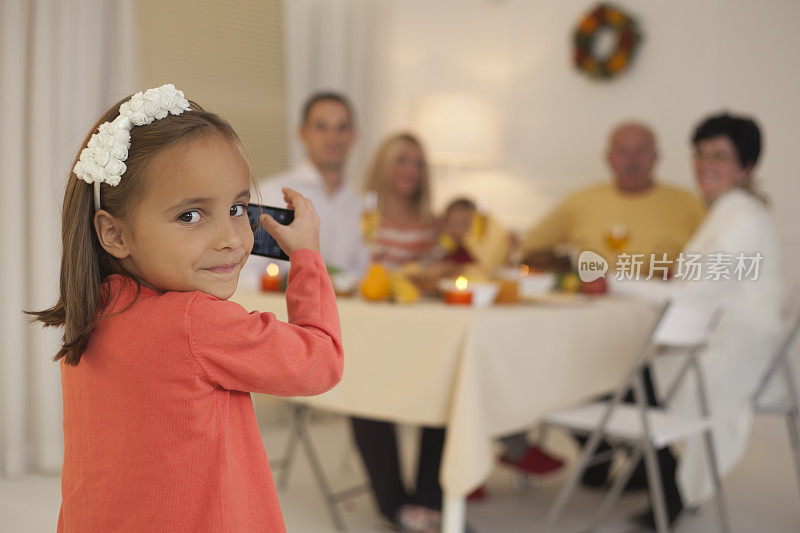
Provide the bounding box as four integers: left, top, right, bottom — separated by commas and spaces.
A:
73, 83, 191, 210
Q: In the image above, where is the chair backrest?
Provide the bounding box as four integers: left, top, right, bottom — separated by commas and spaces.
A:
781, 281, 800, 319
651, 296, 721, 348
752, 297, 800, 406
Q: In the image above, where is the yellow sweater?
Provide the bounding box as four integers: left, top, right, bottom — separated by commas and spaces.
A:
522, 182, 706, 268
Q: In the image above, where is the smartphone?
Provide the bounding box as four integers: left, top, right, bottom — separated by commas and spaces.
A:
246, 203, 294, 261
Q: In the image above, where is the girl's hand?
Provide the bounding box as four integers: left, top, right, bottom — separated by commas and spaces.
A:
259, 188, 321, 255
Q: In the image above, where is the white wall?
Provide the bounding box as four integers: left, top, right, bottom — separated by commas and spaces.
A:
364, 0, 800, 276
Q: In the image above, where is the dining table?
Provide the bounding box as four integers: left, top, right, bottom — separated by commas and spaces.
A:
231, 289, 659, 533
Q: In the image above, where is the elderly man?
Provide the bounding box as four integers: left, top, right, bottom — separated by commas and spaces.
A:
496, 123, 708, 498
522, 122, 705, 271
246, 91, 368, 280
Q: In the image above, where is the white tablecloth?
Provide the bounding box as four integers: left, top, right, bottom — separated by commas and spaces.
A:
231, 291, 658, 498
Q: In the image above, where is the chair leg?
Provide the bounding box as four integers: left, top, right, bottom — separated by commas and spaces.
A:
633, 371, 670, 533
690, 358, 731, 533
544, 432, 604, 529
781, 357, 800, 499
509, 423, 549, 494
785, 412, 800, 498
536, 422, 550, 447
701, 428, 730, 533
591, 444, 644, 530
275, 404, 303, 489
290, 405, 349, 531
510, 471, 534, 493
545, 393, 628, 529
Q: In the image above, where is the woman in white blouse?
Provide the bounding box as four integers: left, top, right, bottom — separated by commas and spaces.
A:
617, 112, 783, 528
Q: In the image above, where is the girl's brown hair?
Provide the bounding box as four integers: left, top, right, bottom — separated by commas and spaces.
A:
364, 132, 432, 220
27, 96, 250, 366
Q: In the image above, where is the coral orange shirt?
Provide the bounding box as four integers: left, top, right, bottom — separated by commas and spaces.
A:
58, 250, 343, 532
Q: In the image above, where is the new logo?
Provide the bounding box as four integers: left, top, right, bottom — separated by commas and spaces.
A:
578, 250, 608, 282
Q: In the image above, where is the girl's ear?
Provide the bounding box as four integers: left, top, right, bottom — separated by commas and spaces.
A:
93, 210, 131, 259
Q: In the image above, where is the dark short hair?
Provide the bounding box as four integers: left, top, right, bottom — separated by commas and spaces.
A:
692, 112, 762, 169
445, 197, 476, 216
301, 91, 355, 125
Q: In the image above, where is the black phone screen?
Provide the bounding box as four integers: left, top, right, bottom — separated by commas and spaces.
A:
247, 203, 294, 261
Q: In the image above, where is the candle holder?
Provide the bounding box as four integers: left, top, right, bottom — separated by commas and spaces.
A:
443, 276, 473, 305
444, 290, 473, 305
261, 263, 282, 292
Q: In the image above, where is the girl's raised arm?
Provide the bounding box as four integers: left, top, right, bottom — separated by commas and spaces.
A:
186, 249, 343, 396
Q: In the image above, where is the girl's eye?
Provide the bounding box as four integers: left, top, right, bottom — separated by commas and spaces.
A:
178, 210, 201, 224
230, 203, 247, 217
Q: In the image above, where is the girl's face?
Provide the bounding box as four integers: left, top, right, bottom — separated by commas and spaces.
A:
389, 143, 425, 200
693, 135, 749, 202
118, 134, 254, 299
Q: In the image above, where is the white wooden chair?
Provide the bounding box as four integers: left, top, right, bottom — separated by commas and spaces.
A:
543, 297, 730, 533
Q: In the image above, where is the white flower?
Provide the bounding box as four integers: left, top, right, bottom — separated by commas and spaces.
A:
113, 128, 130, 145
89, 163, 109, 183
143, 98, 159, 117
129, 93, 144, 112
160, 84, 177, 97
73, 161, 87, 180
90, 144, 110, 166
73, 83, 190, 189
110, 144, 128, 160
157, 94, 172, 109
96, 132, 114, 147
130, 111, 149, 126
105, 159, 126, 177
98, 123, 116, 136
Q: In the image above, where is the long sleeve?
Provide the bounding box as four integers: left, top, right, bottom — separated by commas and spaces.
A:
612, 191, 782, 309
187, 249, 343, 396
520, 199, 572, 254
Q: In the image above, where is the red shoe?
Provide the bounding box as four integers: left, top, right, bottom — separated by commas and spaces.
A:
500, 445, 564, 476
467, 485, 488, 502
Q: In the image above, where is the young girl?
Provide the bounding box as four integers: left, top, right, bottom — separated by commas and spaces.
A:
29, 84, 343, 532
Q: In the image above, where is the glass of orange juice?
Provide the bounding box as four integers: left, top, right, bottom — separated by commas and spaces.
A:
605, 224, 629, 251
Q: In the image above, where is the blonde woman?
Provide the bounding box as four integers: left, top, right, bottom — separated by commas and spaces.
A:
363, 133, 438, 270
351, 133, 446, 531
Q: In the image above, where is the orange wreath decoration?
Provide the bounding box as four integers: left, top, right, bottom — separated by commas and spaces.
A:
573, 3, 641, 80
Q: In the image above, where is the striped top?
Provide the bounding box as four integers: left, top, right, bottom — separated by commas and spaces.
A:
369, 216, 438, 269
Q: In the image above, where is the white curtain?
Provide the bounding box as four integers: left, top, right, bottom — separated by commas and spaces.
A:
283, 0, 384, 184
0, 0, 136, 477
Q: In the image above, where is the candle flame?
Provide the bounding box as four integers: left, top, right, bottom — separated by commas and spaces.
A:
266, 263, 280, 277
519, 264, 530, 276
455, 276, 468, 291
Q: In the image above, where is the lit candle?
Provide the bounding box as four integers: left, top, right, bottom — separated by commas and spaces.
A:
261, 263, 281, 292
445, 276, 472, 305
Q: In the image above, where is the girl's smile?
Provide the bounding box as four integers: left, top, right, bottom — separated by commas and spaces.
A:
203, 263, 240, 274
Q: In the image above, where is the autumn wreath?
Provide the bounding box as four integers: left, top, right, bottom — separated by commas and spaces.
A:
573, 3, 641, 80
